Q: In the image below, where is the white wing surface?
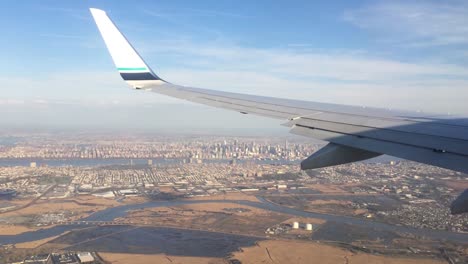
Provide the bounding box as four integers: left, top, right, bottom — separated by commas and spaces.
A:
89, 8, 468, 175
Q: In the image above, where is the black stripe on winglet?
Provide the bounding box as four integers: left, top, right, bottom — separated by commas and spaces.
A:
120, 72, 160, 80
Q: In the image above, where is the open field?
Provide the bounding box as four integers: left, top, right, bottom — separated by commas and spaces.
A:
0, 224, 38, 235
100, 253, 225, 264
3, 204, 463, 263
2, 193, 466, 263
186, 192, 260, 202
118, 202, 289, 236
176, 202, 266, 216
0, 195, 120, 218
305, 184, 349, 193
97, 239, 448, 264
281, 216, 326, 225
232, 240, 446, 264
442, 180, 468, 191
0, 193, 262, 238
14, 233, 66, 249
0, 195, 126, 236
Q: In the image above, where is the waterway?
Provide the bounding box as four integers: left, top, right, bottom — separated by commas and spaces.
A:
1, 198, 467, 245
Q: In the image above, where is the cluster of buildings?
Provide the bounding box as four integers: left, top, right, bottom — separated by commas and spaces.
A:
0, 135, 318, 161
0, 166, 74, 207
313, 162, 468, 232
0, 161, 305, 202
13, 252, 100, 264
384, 202, 466, 232
266, 221, 314, 236
0, 135, 467, 233
72, 163, 301, 190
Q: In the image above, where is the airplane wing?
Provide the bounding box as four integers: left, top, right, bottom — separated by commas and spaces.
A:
89, 8, 468, 175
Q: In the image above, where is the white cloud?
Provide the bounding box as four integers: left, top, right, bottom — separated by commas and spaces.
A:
161, 68, 468, 114
2, 39, 468, 116
143, 7, 249, 19
142, 41, 468, 81
0, 99, 25, 105
3, 8, 468, 123
39, 33, 85, 39
343, 1, 468, 46
134, 40, 468, 114
0, 72, 181, 105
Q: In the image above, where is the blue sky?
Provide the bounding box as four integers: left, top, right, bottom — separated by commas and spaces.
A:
0, 0, 467, 131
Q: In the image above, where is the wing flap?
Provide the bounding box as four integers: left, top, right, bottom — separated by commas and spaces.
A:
286, 117, 468, 156
290, 124, 468, 173
301, 143, 381, 170
298, 112, 468, 141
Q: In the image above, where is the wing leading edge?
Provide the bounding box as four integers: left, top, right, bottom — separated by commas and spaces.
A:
89, 8, 468, 175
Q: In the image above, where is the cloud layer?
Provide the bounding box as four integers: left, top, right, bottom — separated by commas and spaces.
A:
343, 1, 468, 46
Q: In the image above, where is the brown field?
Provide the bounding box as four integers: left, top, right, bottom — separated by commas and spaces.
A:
301, 198, 369, 216
72, 195, 121, 206
1, 201, 104, 221
98, 239, 447, 264
0, 224, 38, 235
100, 253, 226, 264
3, 199, 30, 207
232, 240, 446, 264
119, 202, 289, 236
187, 192, 260, 202
157, 186, 175, 193
14, 234, 66, 249
0, 194, 259, 238
443, 180, 468, 191
282, 217, 326, 225
309, 199, 350, 205
304, 184, 348, 193
0, 196, 117, 216
0, 195, 124, 235
120, 196, 148, 204
175, 203, 268, 216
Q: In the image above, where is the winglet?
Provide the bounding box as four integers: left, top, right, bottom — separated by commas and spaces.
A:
89, 8, 165, 88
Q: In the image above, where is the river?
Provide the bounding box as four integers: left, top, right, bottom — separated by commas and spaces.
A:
0, 198, 467, 245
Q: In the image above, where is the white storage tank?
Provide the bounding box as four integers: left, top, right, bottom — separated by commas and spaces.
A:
293, 222, 299, 229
